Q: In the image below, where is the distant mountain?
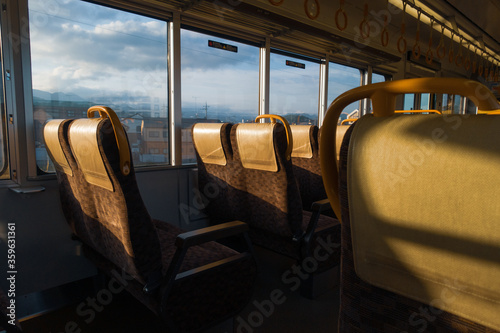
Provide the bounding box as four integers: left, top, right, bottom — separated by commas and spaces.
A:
283, 113, 315, 125
33, 89, 86, 102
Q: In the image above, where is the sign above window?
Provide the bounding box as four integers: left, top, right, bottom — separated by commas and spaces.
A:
208, 40, 238, 53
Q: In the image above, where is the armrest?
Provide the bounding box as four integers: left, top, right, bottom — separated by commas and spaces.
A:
310, 198, 332, 213
145, 221, 251, 295
175, 221, 249, 249
303, 199, 334, 247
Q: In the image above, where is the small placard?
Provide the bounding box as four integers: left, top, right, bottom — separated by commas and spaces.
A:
208, 40, 238, 53
286, 60, 306, 69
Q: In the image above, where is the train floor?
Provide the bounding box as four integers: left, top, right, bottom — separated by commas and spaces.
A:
19, 246, 340, 332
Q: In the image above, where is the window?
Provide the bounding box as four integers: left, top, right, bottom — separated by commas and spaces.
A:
372, 73, 386, 84
29, 0, 169, 172
403, 94, 415, 110
454, 95, 462, 114
328, 63, 361, 123
420, 93, 430, 110
442, 94, 453, 114
181, 29, 259, 164
270, 51, 320, 125
149, 131, 160, 138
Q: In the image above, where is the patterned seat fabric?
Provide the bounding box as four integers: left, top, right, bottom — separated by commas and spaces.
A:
290, 125, 328, 212
338, 123, 499, 333
44, 114, 256, 332
192, 123, 239, 225
228, 123, 341, 272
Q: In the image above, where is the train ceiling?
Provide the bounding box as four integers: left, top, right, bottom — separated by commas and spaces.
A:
98, 0, 500, 77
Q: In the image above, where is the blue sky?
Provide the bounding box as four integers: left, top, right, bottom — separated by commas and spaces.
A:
29, 0, 363, 118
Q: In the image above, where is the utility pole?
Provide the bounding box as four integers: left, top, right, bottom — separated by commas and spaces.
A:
201, 102, 209, 120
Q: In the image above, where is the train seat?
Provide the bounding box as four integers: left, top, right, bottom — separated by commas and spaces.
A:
335, 125, 350, 161
289, 125, 330, 213
43, 106, 257, 332
321, 78, 500, 332
192, 122, 240, 225
231, 122, 341, 298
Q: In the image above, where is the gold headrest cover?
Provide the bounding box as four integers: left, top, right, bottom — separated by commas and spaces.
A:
236, 123, 278, 172
348, 114, 500, 331
43, 119, 73, 176
290, 125, 313, 158
69, 118, 114, 191
192, 123, 227, 166
255, 114, 292, 161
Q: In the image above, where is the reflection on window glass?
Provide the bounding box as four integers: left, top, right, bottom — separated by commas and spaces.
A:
442, 94, 453, 114
403, 94, 415, 110
29, 0, 169, 172
328, 63, 360, 123
181, 30, 259, 164
0, 50, 8, 180
420, 93, 430, 110
453, 95, 462, 114
270, 52, 319, 125
465, 99, 477, 114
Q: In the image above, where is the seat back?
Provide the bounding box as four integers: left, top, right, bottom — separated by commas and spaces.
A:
321, 78, 500, 332
230, 122, 303, 239
192, 123, 238, 224
44, 107, 162, 284
290, 125, 327, 210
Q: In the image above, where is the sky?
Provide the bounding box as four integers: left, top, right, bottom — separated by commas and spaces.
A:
28, 0, 363, 119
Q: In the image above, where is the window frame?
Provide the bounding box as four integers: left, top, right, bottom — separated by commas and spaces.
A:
6, 0, 389, 182
24, 0, 173, 177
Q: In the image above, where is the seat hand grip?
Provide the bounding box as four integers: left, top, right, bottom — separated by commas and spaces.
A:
87, 105, 131, 176
320, 78, 500, 222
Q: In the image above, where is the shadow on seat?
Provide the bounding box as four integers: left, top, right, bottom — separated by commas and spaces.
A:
289, 124, 328, 212
321, 78, 500, 332
230, 121, 341, 298
43, 106, 257, 332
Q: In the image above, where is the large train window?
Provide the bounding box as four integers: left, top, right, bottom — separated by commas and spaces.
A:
270, 50, 320, 125
29, 0, 169, 172
180, 30, 259, 164
328, 63, 361, 122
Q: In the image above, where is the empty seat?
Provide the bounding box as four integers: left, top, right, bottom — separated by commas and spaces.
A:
44, 106, 257, 332
231, 121, 341, 297
192, 122, 239, 225
290, 125, 329, 212
321, 78, 500, 332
